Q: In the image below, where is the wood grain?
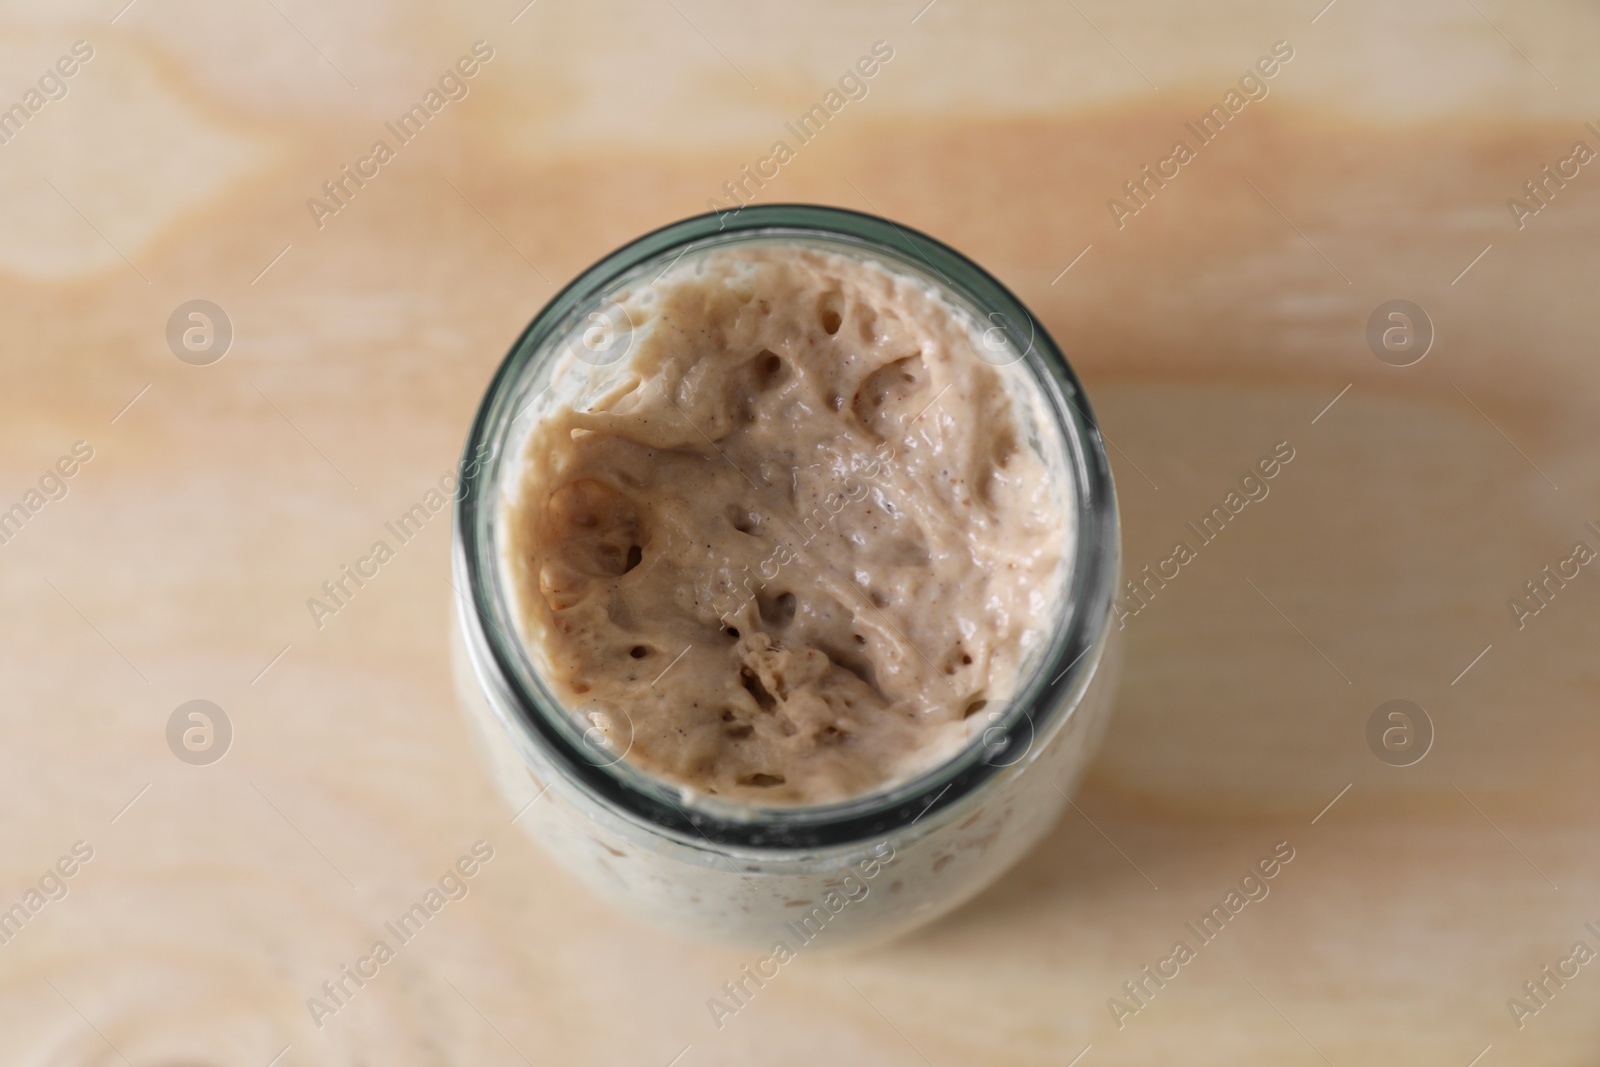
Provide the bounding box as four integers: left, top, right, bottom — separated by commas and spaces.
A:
2, 2, 1598, 1064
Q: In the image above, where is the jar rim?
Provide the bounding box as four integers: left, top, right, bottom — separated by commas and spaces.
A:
453, 204, 1119, 851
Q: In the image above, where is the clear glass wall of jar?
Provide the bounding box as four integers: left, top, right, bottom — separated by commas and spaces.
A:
451, 205, 1120, 948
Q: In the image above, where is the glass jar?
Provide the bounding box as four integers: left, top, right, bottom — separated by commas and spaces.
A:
451, 205, 1120, 948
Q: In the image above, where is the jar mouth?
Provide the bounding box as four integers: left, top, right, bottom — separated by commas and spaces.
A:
454, 204, 1118, 851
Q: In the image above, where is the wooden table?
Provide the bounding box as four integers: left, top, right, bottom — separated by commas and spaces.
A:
3, 2, 1598, 1063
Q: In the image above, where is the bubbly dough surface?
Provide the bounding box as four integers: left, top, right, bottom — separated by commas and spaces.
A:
503, 245, 1069, 804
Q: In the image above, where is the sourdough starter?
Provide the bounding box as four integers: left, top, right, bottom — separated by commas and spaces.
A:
501, 244, 1071, 804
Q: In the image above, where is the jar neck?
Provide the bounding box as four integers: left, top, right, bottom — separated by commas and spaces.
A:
454, 205, 1119, 852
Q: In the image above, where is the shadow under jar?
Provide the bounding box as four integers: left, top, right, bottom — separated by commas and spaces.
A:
451, 205, 1120, 948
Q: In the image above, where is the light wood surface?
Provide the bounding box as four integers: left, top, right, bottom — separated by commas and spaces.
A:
3, 2, 1599, 1064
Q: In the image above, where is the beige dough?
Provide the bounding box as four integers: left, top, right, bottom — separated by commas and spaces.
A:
503, 245, 1070, 804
